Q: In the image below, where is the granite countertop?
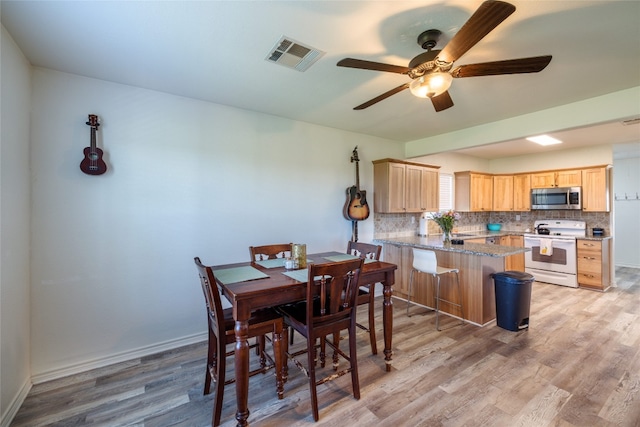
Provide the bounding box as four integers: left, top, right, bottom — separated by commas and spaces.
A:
374, 235, 530, 258
577, 235, 612, 241
418, 230, 613, 241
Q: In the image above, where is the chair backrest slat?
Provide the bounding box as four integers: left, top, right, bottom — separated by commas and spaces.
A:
249, 243, 293, 261
194, 257, 226, 338
306, 258, 363, 326
347, 241, 381, 261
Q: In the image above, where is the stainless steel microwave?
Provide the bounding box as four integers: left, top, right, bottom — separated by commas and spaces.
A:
531, 187, 582, 210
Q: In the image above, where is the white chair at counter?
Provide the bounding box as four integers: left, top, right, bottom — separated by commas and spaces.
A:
406, 248, 464, 331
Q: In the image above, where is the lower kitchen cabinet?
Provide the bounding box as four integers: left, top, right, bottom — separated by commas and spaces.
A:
382, 243, 410, 298
500, 235, 525, 271
382, 243, 440, 305
465, 238, 486, 244
577, 238, 611, 291
381, 241, 512, 325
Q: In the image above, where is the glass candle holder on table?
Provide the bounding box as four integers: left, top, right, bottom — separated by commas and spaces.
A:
292, 243, 307, 269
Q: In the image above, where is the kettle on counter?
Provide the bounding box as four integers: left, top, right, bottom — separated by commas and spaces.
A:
536, 223, 550, 235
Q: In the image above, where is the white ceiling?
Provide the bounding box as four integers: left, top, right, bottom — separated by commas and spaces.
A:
2, 0, 639, 159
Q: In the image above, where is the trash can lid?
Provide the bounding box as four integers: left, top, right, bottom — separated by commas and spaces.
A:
492, 271, 535, 284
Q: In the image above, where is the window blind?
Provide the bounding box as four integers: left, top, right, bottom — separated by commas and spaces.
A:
439, 173, 453, 212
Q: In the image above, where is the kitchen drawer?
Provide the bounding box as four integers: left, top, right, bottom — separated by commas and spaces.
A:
578, 248, 600, 263
578, 270, 603, 288
577, 258, 601, 276
577, 240, 602, 252
576, 239, 610, 291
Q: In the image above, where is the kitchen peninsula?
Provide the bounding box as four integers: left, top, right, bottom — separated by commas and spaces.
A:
375, 235, 530, 326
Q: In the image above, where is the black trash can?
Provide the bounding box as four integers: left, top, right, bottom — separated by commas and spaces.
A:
492, 271, 534, 331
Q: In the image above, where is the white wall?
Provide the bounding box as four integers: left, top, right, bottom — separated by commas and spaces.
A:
415, 144, 613, 175
613, 156, 640, 268
412, 152, 489, 175
488, 145, 613, 173
27, 68, 403, 381
405, 87, 640, 157
0, 26, 32, 424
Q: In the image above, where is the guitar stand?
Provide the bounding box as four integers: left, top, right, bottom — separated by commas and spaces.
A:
351, 221, 359, 242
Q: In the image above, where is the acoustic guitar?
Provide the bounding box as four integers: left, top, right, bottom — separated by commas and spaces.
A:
343, 146, 370, 221
80, 114, 107, 175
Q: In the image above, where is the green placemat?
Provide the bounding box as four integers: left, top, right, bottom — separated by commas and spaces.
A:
282, 269, 309, 282
324, 254, 377, 263
213, 266, 269, 285
283, 270, 333, 283
255, 258, 286, 269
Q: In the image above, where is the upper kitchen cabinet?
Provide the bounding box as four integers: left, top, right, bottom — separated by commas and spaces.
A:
373, 159, 440, 213
531, 169, 582, 188
492, 175, 514, 211
513, 174, 531, 211
582, 166, 611, 212
494, 174, 531, 212
455, 171, 493, 212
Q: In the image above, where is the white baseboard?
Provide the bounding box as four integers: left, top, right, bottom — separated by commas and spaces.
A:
31, 332, 207, 385
1, 377, 31, 427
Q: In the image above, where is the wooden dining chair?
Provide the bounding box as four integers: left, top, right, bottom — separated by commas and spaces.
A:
194, 257, 285, 427
249, 243, 293, 261
347, 240, 382, 355
278, 258, 364, 422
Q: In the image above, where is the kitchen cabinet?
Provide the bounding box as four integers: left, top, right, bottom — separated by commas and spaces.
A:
373, 159, 440, 213
378, 236, 527, 326
513, 174, 531, 211
382, 243, 411, 298
465, 238, 487, 244
499, 235, 525, 271
492, 175, 514, 211
531, 169, 581, 188
455, 171, 493, 212
492, 174, 530, 212
452, 164, 608, 213
582, 166, 610, 212
577, 238, 611, 291
406, 164, 439, 212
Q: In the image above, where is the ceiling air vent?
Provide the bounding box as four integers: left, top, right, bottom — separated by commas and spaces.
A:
266, 36, 324, 72
621, 117, 640, 126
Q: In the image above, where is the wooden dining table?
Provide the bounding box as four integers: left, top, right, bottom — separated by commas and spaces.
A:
212, 251, 397, 427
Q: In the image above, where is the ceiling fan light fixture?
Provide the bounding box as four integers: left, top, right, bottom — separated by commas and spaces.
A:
409, 72, 453, 98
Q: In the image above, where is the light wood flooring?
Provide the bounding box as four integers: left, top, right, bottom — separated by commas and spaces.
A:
11, 267, 640, 427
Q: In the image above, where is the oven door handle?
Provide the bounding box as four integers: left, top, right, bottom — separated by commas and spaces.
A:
525, 237, 574, 247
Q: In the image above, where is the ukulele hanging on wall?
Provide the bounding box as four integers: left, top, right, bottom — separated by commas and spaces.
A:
80, 114, 107, 175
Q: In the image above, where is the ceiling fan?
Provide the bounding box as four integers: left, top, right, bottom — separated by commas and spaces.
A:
337, 0, 552, 112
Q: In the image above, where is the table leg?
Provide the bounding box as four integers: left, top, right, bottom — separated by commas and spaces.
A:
382, 281, 393, 372
234, 320, 250, 427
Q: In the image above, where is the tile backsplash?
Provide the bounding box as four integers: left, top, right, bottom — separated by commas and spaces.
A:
373, 211, 611, 238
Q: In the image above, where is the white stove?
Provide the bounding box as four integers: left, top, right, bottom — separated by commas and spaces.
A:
524, 220, 586, 288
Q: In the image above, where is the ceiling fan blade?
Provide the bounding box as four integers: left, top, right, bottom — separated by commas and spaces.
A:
451, 55, 552, 78
430, 91, 454, 112
337, 58, 410, 75
438, 1, 516, 65
354, 83, 410, 110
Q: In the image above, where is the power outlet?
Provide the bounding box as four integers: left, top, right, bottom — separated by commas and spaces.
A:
411, 216, 415, 224
516, 214, 521, 221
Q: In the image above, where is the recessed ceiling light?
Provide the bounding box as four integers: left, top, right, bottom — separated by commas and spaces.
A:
526, 135, 563, 146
